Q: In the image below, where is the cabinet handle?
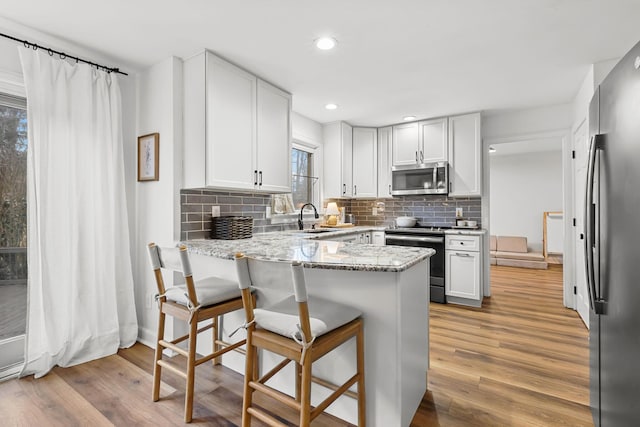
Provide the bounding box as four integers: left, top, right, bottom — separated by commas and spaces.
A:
455, 252, 471, 257
343, 183, 346, 195
259, 171, 263, 186
354, 185, 357, 195
254, 170, 258, 186
388, 184, 391, 195
420, 150, 424, 163
415, 151, 418, 162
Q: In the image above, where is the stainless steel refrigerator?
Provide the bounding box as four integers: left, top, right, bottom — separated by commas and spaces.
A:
586, 39, 640, 427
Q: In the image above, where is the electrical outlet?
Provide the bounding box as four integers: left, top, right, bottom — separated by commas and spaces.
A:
146, 292, 155, 309
456, 207, 463, 218
372, 207, 378, 216
211, 206, 221, 217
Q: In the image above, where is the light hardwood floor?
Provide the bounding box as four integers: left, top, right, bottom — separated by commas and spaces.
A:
413, 265, 592, 426
0, 265, 592, 426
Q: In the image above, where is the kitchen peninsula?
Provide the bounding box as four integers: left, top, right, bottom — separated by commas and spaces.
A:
182, 231, 434, 426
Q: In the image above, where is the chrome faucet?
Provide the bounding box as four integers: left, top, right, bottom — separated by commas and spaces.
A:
298, 203, 319, 230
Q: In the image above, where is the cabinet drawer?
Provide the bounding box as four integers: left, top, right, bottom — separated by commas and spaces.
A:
445, 235, 479, 252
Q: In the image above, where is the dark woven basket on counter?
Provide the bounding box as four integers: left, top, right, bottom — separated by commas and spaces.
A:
211, 216, 253, 240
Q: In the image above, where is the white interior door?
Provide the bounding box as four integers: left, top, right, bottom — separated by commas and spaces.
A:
573, 120, 589, 327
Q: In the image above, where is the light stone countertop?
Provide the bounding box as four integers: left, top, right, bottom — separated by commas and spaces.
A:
444, 228, 488, 236
182, 229, 433, 272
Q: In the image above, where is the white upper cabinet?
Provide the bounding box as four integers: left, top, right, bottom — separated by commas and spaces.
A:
448, 112, 482, 197
323, 122, 353, 198
341, 122, 353, 197
256, 80, 292, 192
377, 126, 392, 197
352, 127, 378, 198
205, 54, 256, 190
392, 122, 420, 166
183, 50, 291, 192
419, 117, 448, 163
392, 118, 447, 166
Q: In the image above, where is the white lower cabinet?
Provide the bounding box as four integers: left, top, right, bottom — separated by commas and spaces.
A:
321, 231, 377, 244
371, 231, 385, 246
329, 233, 358, 243
445, 234, 483, 306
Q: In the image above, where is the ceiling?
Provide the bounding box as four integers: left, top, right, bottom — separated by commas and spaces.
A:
1, 1, 639, 127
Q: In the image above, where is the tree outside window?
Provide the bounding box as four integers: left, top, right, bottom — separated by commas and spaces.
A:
291, 147, 313, 209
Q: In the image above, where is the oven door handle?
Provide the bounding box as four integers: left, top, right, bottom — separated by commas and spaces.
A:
385, 235, 444, 244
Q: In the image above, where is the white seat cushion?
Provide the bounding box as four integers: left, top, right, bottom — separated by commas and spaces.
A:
165, 276, 241, 307
254, 295, 362, 339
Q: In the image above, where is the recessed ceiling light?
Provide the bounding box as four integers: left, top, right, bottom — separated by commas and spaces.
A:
325, 103, 338, 110
315, 37, 337, 50
489, 146, 497, 153
403, 116, 416, 121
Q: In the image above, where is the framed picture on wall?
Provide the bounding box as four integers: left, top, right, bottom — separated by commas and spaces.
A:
138, 132, 159, 181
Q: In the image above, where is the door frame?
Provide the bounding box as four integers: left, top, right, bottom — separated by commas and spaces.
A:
572, 119, 590, 327
483, 128, 573, 308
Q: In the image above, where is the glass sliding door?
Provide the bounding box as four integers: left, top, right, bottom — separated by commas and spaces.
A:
0, 93, 27, 378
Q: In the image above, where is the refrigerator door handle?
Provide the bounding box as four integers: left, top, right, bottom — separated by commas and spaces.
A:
585, 134, 605, 314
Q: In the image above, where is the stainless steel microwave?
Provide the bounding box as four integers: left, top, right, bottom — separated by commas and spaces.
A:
391, 162, 448, 196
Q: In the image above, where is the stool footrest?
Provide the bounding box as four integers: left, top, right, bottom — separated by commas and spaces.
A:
311, 373, 360, 420
311, 375, 358, 400
247, 407, 288, 427
195, 339, 246, 366
157, 359, 187, 379
249, 380, 301, 410
158, 340, 188, 357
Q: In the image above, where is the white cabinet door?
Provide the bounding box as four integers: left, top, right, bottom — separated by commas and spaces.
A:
205, 52, 256, 190
256, 79, 291, 192
377, 126, 392, 197
322, 122, 342, 198
352, 127, 378, 198
445, 250, 480, 300
448, 113, 482, 197
419, 118, 448, 163
392, 122, 419, 166
333, 233, 358, 243
322, 122, 353, 198
183, 51, 291, 192
372, 231, 385, 246
341, 122, 353, 197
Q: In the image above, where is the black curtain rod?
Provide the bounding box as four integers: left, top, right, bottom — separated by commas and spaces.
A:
0, 32, 128, 76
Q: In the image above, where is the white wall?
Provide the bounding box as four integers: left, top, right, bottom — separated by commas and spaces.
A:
483, 103, 573, 138
292, 111, 322, 144
134, 57, 183, 344
482, 103, 572, 248
489, 151, 563, 251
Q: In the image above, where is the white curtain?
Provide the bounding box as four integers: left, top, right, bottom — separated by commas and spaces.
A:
19, 48, 138, 378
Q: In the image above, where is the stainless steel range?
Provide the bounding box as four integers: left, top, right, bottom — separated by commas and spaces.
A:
385, 226, 449, 303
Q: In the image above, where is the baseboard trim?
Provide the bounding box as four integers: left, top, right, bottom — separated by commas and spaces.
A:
137, 326, 156, 349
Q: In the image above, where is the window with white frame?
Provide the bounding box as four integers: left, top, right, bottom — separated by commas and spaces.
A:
291, 145, 318, 209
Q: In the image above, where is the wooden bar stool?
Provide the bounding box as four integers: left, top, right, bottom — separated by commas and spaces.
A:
235, 253, 366, 426
147, 243, 247, 423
